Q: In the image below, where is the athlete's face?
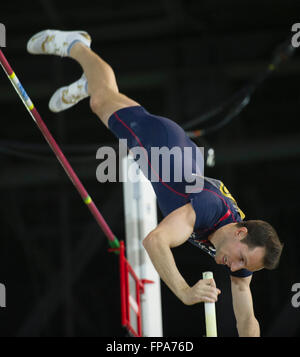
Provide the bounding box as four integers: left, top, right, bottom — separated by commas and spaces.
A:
212, 224, 265, 272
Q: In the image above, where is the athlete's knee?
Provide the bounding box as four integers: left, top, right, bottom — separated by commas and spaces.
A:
89, 93, 102, 114
89, 88, 112, 114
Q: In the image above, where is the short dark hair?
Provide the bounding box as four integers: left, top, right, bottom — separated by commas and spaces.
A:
236, 220, 283, 270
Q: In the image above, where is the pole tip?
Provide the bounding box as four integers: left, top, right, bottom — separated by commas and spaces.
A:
203, 271, 214, 280
109, 237, 120, 251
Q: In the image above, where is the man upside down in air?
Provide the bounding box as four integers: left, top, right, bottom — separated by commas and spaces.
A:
26, 29, 283, 337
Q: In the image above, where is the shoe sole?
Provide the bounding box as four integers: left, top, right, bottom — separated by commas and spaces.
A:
27, 29, 91, 54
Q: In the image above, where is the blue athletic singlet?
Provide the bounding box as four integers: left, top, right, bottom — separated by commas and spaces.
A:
108, 105, 252, 278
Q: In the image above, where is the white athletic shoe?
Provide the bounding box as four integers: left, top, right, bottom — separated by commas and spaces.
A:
27, 29, 91, 57
49, 74, 89, 112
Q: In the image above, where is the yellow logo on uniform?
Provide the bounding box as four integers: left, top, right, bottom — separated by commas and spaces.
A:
219, 182, 245, 220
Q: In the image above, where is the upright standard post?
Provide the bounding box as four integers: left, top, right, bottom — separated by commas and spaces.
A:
122, 155, 163, 337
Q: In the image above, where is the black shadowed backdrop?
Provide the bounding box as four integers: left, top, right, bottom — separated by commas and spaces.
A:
0, 0, 300, 338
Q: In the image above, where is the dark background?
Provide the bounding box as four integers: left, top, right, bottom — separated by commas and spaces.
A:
0, 0, 300, 337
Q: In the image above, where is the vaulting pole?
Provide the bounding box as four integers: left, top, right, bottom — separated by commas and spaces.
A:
0, 49, 119, 249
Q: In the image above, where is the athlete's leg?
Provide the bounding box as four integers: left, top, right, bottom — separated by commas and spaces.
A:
69, 42, 139, 127
26, 29, 203, 213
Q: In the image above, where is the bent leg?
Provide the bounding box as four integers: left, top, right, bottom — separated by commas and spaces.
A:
69, 42, 140, 127
69, 42, 203, 213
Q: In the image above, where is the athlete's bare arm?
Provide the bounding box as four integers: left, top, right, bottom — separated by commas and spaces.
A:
143, 203, 221, 305
231, 275, 260, 336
